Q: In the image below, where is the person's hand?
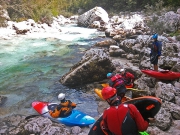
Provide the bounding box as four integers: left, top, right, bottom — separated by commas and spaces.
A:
148, 117, 156, 123
49, 110, 53, 115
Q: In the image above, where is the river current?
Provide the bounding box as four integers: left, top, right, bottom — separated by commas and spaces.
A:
0, 24, 104, 118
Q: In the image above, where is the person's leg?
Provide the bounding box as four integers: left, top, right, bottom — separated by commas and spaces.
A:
153, 56, 158, 71
154, 64, 158, 71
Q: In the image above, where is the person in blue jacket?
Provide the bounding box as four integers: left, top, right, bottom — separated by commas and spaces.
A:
150, 34, 162, 71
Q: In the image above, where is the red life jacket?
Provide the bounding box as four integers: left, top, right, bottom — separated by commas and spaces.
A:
103, 104, 138, 135
110, 74, 124, 88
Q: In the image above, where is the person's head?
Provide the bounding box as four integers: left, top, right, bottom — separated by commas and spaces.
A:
120, 68, 125, 75
152, 34, 158, 41
101, 86, 118, 105
58, 93, 65, 101
107, 73, 113, 79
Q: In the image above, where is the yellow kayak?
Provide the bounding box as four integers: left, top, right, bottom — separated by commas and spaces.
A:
94, 88, 131, 102
94, 88, 105, 100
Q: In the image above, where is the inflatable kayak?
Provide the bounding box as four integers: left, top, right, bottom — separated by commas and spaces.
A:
141, 69, 180, 80
32, 101, 95, 126
88, 96, 162, 135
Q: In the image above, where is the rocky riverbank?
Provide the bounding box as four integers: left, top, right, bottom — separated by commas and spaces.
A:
0, 6, 180, 135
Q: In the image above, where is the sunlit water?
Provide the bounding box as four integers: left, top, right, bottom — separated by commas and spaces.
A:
0, 24, 105, 118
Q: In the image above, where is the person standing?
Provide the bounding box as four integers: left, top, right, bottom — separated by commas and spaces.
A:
49, 93, 76, 118
101, 86, 155, 135
150, 34, 162, 71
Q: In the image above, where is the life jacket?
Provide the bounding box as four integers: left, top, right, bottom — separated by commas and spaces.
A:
50, 100, 76, 118
110, 74, 124, 88
103, 104, 138, 135
152, 41, 162, 56
122, 72, 132, 84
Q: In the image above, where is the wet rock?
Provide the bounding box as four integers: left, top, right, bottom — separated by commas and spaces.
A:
0, 95, 7, 106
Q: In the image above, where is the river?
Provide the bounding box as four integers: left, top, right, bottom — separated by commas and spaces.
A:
0, 24, 105, 118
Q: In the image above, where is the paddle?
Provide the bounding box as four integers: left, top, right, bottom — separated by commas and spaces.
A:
101, 83, 147, 92
126, 88, 147, 92
25, 111, 49, 120
25, 102, 82, 120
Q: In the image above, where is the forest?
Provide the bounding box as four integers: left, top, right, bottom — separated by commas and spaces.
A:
0, 0, 180, 22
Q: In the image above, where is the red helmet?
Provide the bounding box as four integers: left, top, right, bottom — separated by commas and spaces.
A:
101, 86, 117, 100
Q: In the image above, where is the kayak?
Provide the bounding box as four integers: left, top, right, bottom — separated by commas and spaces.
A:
94, 88, 146, 101
141, 69, 180, 80
88, 96, 161, 135
94, 88, 104, 100
32, 101, 95, 126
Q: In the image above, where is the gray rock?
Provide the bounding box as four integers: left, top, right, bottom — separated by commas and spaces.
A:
60, 48, 115, 87
0, 95, 7, 106
77, 7, 109, 27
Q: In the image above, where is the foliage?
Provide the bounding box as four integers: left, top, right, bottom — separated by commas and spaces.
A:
0, 0, 180, 23
169, 30, 180, 37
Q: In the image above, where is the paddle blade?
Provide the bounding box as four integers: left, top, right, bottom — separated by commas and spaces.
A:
25, 115, 41, 120
101, 83, 109, 87
126, 88, 147, 92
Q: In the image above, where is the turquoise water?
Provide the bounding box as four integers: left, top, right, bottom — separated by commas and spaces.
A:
0, 24, 104, 118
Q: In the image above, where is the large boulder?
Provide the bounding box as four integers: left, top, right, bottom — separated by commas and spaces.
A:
77, 7, 109, 27
60, 48, 115, 87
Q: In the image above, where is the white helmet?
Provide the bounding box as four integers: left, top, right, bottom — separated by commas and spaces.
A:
58, 93, 65, 100
120, 68, 125, 72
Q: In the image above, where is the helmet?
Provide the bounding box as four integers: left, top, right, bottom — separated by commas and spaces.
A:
101, 86, 117, 100
152, 34, 158, 39
107, 73, 112, 78
58, 93, 65, 100
120, 68, 125, 73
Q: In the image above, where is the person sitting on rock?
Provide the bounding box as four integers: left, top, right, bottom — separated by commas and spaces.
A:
119, 68, 135, 86
107, 72, 127, 100
49, 93, 76, 118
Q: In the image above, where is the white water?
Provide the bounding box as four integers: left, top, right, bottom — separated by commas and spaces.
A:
0, 24, 104, 118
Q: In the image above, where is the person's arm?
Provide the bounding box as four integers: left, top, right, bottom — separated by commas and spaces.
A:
128, 104, 149, 131
71, 102, 76, 108
127, 72, 135, 81
49, 105, 61, 118
157, 41, 162, 56
102, 111, 110, 132
67, 100, 76, 108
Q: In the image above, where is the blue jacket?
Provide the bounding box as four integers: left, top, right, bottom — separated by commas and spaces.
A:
151, 41, 162, 56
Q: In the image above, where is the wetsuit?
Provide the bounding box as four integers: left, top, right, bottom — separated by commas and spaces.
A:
121, 72, 135, 85
49, 99, 76, 118
108, 74, 126, 99
102, 103, 149, 135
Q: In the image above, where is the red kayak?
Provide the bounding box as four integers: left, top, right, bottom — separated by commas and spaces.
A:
141, 69, 180, 80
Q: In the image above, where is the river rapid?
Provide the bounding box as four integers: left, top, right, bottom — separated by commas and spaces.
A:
0, 24, 105, 118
